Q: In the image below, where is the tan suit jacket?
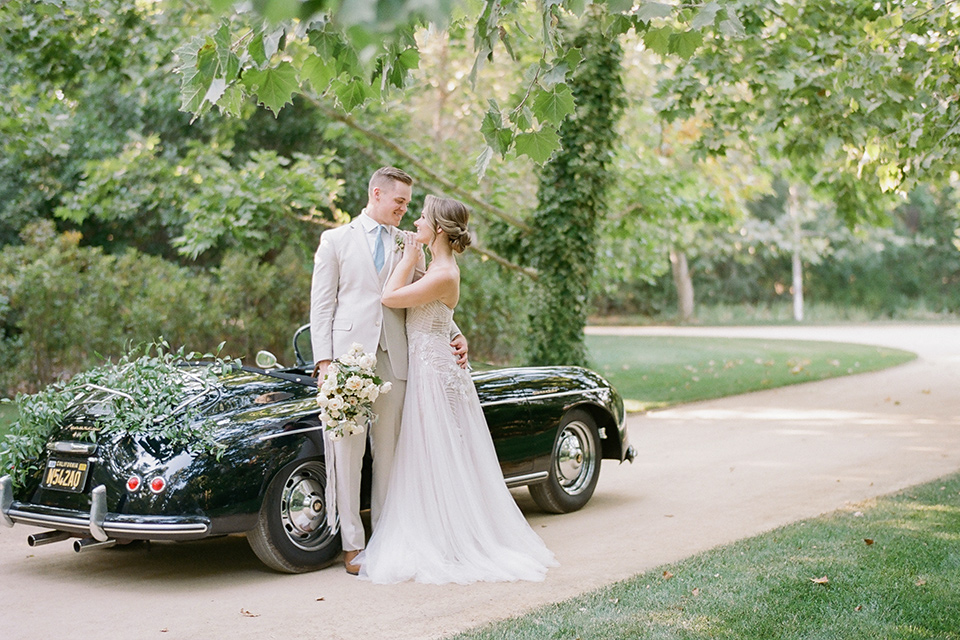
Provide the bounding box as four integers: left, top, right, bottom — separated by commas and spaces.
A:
310, 217, 411, 379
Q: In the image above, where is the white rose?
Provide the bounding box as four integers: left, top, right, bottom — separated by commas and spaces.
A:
316, 396, 329, 409
345, 375, 364, 391
349, 343, 365, 356
328, 429, 343, 441
327, 363, 339, 376
327, 396, 345, 411
348, 421, 365, 436
320, 381, 336, 395
364, 384, 380, 402
340, 354, 358, 367
380, 381, 393, 394
358, 353, 377, 370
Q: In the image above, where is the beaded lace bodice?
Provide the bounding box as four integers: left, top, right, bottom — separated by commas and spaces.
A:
407, 299, 470, 403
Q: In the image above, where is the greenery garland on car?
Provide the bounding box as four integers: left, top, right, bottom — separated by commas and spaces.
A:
1, 341, 238, 488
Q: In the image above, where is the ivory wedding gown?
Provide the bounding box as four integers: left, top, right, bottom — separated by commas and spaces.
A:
356, 299, 556, 584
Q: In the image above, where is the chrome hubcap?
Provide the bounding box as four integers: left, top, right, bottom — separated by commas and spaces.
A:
279, 462, 336, 551
554, 421, 596, 496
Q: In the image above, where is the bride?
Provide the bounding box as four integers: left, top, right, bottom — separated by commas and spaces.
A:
355, 195, 557, 584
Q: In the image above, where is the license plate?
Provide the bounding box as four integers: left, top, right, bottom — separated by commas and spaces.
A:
41, 458, 91, 493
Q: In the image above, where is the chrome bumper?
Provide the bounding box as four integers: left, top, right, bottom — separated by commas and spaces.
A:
1, 475, 210, 541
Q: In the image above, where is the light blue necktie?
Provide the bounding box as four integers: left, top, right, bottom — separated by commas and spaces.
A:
373, 224, 385, 273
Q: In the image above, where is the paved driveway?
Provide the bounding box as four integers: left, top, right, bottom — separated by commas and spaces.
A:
2, 324, 958, 640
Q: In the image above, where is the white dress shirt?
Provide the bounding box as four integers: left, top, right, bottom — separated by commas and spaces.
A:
358, 209, 388, 259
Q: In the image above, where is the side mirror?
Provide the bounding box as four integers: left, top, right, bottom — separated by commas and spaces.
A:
255, 350, 278, 369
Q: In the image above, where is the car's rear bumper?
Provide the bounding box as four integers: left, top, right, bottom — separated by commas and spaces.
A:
1, 475, 210, 541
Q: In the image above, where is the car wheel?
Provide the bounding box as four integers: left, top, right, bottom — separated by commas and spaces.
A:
529, 409, 601, 513
247, 458, 341, 573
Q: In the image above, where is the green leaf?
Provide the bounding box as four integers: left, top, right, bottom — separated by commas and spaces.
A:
668, 30, 703, 59
515, 127, 561, 163
218, 84, 246, 118
533, 84, 576, 126
474, 145, 495, 180
177, 37, 220, 116
212, 22, 241, 81
334, 78, 370, 111
541, 61, 571, 89
308, 27, 342, 59
691, 2, 721, 29
480, 102, 503, 138
300, 54, 336, 93
607, 14, 636, 37
248, 31, 267, 66
643, 26, 672, 55
242, 62, 300, 116
263, 26, 286, 60
397, 47, 420, 71
510, 105, 535, 131
635, 1, 674, 23
718, 9, 745, 36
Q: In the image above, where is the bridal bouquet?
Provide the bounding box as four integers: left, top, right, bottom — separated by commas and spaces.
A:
317, 343, 392, 440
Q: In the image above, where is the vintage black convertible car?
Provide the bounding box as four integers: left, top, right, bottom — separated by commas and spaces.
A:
1, 326, 633, 573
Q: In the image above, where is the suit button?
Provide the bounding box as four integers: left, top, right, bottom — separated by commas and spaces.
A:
375, 320, 381, 327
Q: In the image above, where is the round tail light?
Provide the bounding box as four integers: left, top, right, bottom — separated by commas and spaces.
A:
149, 476, 167, 493
126, 476, 142, 492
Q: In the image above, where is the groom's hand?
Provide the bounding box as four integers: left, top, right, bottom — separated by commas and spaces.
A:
314, 360, 331, 386
451, 334, 469, 369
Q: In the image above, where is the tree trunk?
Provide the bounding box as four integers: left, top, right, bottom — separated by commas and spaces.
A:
527, 7, 624, 366
788, 185, 804, 322
670, 249, 695, 322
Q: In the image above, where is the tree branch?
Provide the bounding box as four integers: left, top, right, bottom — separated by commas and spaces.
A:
469, 243, 539, 280
306, 97, 534, 234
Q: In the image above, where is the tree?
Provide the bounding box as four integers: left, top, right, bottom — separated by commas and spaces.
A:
526, 7, 625, 366
657, 0, 960, 222
176, 1, 738, 165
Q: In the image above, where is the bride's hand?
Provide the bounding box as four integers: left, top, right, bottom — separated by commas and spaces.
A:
400, 230, 422, 262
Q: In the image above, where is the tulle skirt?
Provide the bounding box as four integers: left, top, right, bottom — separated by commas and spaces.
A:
356, 331, 556, 585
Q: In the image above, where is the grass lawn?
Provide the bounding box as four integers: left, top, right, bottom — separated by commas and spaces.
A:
452, 473, 960, 640
586, 335, 916, 412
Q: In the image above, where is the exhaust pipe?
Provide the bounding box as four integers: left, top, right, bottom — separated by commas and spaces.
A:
73, 537, 117, 553
27, 530, 71, 547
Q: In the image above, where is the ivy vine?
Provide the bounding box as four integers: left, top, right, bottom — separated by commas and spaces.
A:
527, 7, 626, 366
1, 341, 238, 488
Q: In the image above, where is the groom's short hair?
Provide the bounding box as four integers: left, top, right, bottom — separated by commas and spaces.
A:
369, 167, 413, 197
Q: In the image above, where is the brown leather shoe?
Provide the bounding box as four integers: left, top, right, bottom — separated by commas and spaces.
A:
344, 550, 361, 576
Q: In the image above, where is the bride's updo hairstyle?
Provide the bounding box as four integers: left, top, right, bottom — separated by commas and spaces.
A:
423, 195, 472, 254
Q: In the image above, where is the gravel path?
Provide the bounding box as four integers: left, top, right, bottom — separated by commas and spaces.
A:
2, 324, 958, 640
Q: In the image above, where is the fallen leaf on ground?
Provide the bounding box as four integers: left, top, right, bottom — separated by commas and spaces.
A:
916, 578, 927, 586
691, 588, 701, 597
864, 539, 874, 545
160, 629, 169, 633
316, 597, 325, 601
855, 605, 862, 612
810, 576, 829, 585
240, 608, 260, 618
609, 598, 619, 604
662, 570, 674, 580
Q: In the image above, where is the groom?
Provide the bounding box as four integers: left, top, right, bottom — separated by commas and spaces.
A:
310, 166, 468, 575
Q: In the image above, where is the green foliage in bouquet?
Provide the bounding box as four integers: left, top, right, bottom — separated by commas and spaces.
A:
1, 341, 238, 488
